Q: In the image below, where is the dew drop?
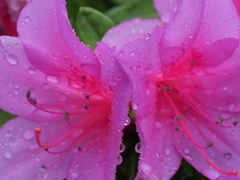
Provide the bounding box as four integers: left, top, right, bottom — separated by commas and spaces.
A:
119, 143, 125, 153
141, 163, 153, 173
23, 130, 34, 140
27, 67, 36, 74
6, 54, 18, 65
8, 136, 17, 145
24, 16, 30, 22
165, 149, 171, 156
117, 154, 122, 165
228, 104, 235, 111
223, 86, 228, 91
145, 64, 154, 74
4, 151, 12, 159
42, 83, 49, 90
70, 172, 78, 179
184, 148, 190, 154
135, 142, 141, 153
224, 152, 232, 160
46, 75, 59, 83
130, 51, 136, 56
124, 117, 130, 126
155, 121, 162, 129
188, 35, 194, 39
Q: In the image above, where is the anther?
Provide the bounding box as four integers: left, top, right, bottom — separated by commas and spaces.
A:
41, 165, 46, 169
82, 75, 86, 79
167, 86, 172, 90
207, 142, 213, 147
233, 119, 238, 126
28, 98, 37, 105
84, 93, 89, 100
161, 87, 167, 91
191, 61, 196, 65
64, 112, 70, 120
174, 116, 182, 121
26, 90, 31, 98
216, 119, 223, 125
83, 104, 88, 109
175, 127, 180, 131
76, 146, 82, 151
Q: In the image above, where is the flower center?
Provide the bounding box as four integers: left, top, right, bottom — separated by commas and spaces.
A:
155, 81, 238, 176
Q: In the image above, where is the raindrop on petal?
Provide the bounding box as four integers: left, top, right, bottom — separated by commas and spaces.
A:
135, 142, 141, 153
23, 130, 34, 140
4, 151, 12, 159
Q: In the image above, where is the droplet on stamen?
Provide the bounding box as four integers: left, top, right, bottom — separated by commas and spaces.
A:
233, 119, 238, 126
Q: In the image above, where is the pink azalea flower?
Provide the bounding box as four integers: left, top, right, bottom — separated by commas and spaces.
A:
0, 0, 28, 36
103, 0, 240, 179
0, 0, 131, 179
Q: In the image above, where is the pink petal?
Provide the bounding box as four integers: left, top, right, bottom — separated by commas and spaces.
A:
159, 0, 204, 65
153, 0, 180, 24
102, 18, 163, 50
136, 115, 182, 179
233, 0, 240, 15
216, 176, 240, 180
0, 116, 122, 180
95, 42, 133, 129
17, 0, 100, 78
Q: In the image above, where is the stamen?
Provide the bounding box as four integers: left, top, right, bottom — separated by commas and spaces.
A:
161, 86, 238, 176
64, 112, 70, 120
26, 90, 31, 98
233, 119, 238, 126
83, 104, 88, 109
84, 93, 89, 100
207, 142, 213, 147
28, 98, 37, 105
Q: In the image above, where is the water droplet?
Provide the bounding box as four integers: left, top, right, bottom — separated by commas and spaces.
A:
184, 148, 190, 154
145, 64, 153, 74
228, 104, 235, 111
46, 75, 59, 84
223, 86, 228, 90
135, 142, 141, 153
188, 35, 194, 39
224, 152, 232, 160
165, 149, 170, 156
70, 172, 78, 179
27, 67, 36, 74
141, 163, 153, 173
156, 153, 160, 158
124, 117, 130, 126
130, 51, 136, 56
24, 16, 30, 22
8, 136, 17, 145
167, 168, 173, 174
42, 83, 49, 90
6, 54, 18, 65
4, 151, 12, 159
155, 121, 162, 129
23, 130, 34, 140
117, 154, 122, 165
119, 143, 125, 153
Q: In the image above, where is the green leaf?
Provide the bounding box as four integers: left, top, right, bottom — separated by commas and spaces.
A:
75, 7, 114, 50
107, 0, 159, 24
0, 110, 16, 127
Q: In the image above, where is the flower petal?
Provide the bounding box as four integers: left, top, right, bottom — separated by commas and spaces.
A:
0, 116, 122, 180
159, 0, 204, 65
95, 42, 132, 129
0, 117, 71, 180
153, 0, 180, 24
102, 18, 163, 50
17, 0, 100, 78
